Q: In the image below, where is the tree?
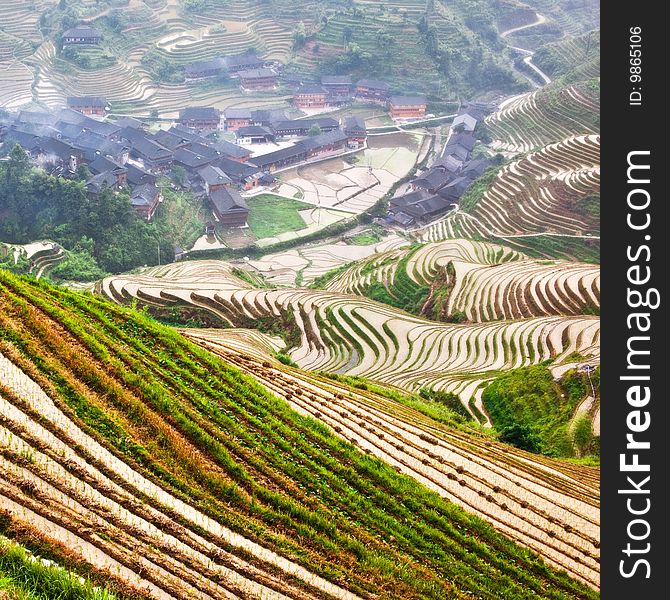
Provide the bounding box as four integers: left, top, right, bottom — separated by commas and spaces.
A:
307, 124, 322, 137
292, 22, 307, 50
500, 424, 541, 453
342, 26, 353, 47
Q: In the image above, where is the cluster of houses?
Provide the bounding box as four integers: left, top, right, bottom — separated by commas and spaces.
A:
0, 97, 367, 229
185, 50, 282, 92
292, 76, 427, 120
388, 102, 496, 227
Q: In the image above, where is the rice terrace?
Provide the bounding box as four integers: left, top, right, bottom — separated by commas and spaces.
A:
0, 0, 600, 598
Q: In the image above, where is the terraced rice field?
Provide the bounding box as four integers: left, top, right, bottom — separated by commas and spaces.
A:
323, 239, 600, 322
1, 241, 65, 279
0, 270, 599, 598
100, 261, 600, 418
486, 82, 599, 153
186, 329, 600, 588
532, 31, 600, 84
421, 134, 600, 243
248, 235, 409, 287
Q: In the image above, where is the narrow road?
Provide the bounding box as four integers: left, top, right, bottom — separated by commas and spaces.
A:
499, 13, 553, 88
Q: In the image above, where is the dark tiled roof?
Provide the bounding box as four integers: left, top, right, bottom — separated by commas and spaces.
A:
114, 117, 144, 130
462, 157, 493, 180
86, 168, 127, 193
185, 58, 224, 75
179, 107, 220, 122
132, 137, 172, 161
67, 96, 108, 108
34, 137, 79, 161
53, 121, 87, 140
344, 116, 366, 134
321, 75, 352, 86
451, 113, 478, 132
389, 95, 426, 106
250, 144, 307, 168
301, 129, 348, 149
153, 130, 191, 151
131, 183, 160, 206
389, 189, 432, 209
17, 111, 56, 126
81, 118, 120, 138
173, 147, 215, 169
125, 163, 156, 186
62, 26, 102, 39
224, 107, 252, 119
198, 165, 232, 186
356, 79, 390, 90
222, 52, 264, 70
210, 187, 248, 214
212, 139, 251, 159
413, 168, 452, 191
295, 83, 328, 95
235, 125, 273, 138
402, 195, 450, 219
237, 68, 276, 80
55, 108, 88, 125
445, 143, 470, 162
88, 154, 121, 175
212, 156, 261, 181
168, 125, 204, 142
188, 142, 220, 160
445, 132, 476, 152
433, 154, 463, 173
273, 117, 339, 133
250, 108, 287, 125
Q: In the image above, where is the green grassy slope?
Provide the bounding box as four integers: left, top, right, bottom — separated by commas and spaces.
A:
0, 270, 599, 599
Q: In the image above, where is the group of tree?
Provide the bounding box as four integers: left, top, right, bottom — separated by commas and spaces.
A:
0, 146, 172, 275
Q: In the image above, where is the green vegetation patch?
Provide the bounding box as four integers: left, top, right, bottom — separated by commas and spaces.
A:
0, 538, 118, 600
482, 364, 600, 458
246, 194, 311, 239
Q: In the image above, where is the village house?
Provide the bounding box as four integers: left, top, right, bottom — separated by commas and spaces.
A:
237, 68, 278, 92
131, 183, 162, 220
213, 157, 264, 190
66, 96, 110, 117
223, 51, 265, 74
197, 165, 232, 195
250, 108, 287, 128
293, 84, 329, 109
355, 79, 390, 103
32, 137, 80, 175
211, 139, 253, 162
388, 96, 427, 120
172, 147, 217, 172
321, 75, 352, 105
209, 187, 249, 228
61, 25, 102, 46
125, 163, 156, 187
389, 189, 451, 226
412, 167, 452, 194
235, 125, 275, 145
129, 136, 173, 172
184, 58, 225, 80
178, 107, 221, 131
451, 113, 478, 133
152, 130, 192, 152
252, 129, 348, 172
344, 116, 367, 148
86, 166, 128, 197
273, 118, 340, 139
73, 132, 129, 164
223, 108, 252, 132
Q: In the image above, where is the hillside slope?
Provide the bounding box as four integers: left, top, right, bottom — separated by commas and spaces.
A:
0, 270, 599, 596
